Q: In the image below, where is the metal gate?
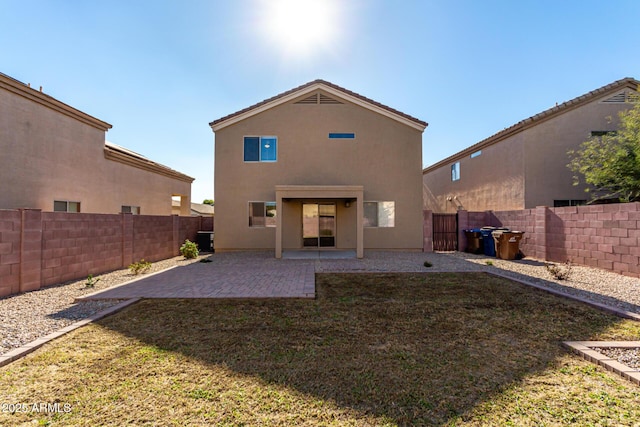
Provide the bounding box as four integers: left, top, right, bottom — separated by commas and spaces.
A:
433, 213, 458, 251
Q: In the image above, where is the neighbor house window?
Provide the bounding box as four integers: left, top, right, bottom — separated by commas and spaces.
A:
121, 206, 140, 214
364, 201, 395, 227
471, 150, 482, 158
554, 200, 586, 207
54, 200, 80, 212
248, 202, 276, 227
328, 133, 355, 139
451, 162, 460, 181
244, 136, 277, 162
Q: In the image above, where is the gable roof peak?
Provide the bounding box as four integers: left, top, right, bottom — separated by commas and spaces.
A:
210, 79, 427, 131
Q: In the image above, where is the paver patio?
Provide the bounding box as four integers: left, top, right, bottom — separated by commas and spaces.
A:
79, 251, 464, 300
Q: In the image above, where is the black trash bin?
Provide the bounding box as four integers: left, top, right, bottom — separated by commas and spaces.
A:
196, 231, 214, 253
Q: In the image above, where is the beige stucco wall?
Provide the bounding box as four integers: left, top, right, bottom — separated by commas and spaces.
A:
423, 135, 525, 213
213, 90, 424, 251
423, 94, 632, 213
523, 98, 625, 208
0, 79, 192, 215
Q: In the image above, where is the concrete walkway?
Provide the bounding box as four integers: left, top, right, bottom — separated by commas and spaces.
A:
79, 251, 442, 300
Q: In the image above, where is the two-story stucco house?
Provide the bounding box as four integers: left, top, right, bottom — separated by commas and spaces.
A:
423, 77, 639, 213
0, 72, 194, 215
210, 80, 427, 258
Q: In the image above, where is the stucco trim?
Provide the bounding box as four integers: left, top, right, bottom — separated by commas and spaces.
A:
423, 77, 640, 174
210, 80, 427, 132
0, 72, 112, 131
104, 144, 194, 183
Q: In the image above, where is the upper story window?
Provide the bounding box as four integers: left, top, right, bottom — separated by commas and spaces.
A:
470, 150, 482, 158
328, 133, 355, 139
451, 162, 460, 181
54, 200, 80, 212
244, 136, 277, 162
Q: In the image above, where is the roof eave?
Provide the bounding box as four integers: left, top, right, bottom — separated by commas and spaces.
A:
423, 77, 640, 174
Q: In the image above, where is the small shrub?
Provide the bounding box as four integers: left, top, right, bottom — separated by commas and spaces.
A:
423, 261, 433, 268
545, 261, 572, 280
180, 239, 199, 259
485, 260, 493, 266
129, 259, 152, 275
85, 274, 100, 288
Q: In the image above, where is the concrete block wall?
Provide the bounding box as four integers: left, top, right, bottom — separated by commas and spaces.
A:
0, 209, 208, 297
463, 202, 640, 278
0, 210, 22, 296
132, 215, 175, 263
41, 212, 123, 286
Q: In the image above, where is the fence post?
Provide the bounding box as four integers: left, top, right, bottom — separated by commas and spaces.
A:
423, 210, 433, 252
121, 213, 134, 268
457, 210, 469, 252
19, 209, 42, 292
534, 206, 549, 261
172, 215, 180, 256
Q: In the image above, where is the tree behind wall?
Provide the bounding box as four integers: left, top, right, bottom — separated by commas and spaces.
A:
568, 95, 640, 203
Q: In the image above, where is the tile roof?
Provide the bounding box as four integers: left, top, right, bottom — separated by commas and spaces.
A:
423, 77, 640, 173
209, 79, 427, 129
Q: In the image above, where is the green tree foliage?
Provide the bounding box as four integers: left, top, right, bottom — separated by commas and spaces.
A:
202, 199, 214, 205
568, 95, 640, 203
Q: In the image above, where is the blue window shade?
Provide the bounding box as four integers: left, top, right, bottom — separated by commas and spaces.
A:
328, 133, 355, 139
244, 137, 260, 161
260, 137, 277, 161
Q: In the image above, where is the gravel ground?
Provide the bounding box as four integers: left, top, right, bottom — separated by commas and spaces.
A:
0, 256, 203, 356
2, 250, 640, 359
592, 347, 640, 370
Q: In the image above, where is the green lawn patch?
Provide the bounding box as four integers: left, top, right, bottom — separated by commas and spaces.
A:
1, 272, 639, 426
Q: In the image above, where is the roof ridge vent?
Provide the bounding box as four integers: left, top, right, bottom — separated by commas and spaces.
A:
295, 93, 319, 104
602, 91, 633, 103
319, 94, 342, 104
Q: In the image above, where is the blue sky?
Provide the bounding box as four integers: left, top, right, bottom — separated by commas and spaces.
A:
2, 0, 639, 203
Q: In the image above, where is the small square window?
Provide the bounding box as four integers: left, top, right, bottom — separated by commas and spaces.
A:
364, 201, 395, 228
122, 206, 140, 214
249, 201, 277, 227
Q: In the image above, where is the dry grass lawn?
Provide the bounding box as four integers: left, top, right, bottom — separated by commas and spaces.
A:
1, 272, 639, 426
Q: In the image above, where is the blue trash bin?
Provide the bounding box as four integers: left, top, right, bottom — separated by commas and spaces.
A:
480, 227, 509, 256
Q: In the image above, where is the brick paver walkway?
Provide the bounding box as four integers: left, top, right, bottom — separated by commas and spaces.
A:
79, 251, 448, 300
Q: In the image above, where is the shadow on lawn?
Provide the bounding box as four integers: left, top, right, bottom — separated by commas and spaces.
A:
96, 272, 628, 425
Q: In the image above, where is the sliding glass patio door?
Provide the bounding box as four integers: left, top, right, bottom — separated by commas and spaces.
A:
302, 203, 336, 248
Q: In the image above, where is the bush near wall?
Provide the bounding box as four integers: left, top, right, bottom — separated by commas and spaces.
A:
0, 210, 213, 297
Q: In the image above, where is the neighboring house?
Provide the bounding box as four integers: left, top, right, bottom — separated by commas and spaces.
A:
210, 79, 427, 258
171, 200, 215, 216
423, 77, 640, 213
0, 72, 193, 215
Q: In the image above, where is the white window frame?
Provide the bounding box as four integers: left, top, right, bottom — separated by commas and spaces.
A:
243, 136, 278, 163
248, 201, 277, 228
363, 201, 395, 228
54, 200, 81, 213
